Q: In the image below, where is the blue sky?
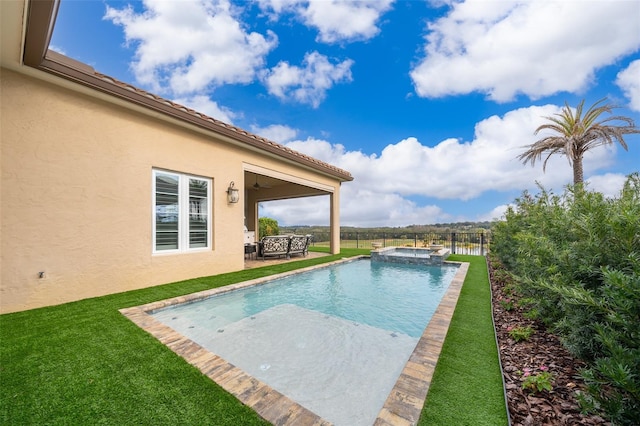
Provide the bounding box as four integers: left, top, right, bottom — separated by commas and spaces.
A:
51, 0, 640, 227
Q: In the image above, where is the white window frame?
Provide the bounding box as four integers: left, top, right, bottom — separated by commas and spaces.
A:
152, 169, 212, 254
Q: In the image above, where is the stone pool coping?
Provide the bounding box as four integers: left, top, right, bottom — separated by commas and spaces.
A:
119, 256, 469, 425
371, 246, 451, 266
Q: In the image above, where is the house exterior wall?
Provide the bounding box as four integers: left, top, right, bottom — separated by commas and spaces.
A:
0, 69, 339, 313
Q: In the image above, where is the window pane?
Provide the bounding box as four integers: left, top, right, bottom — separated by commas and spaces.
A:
153, 171, 210, 252
189, 179, 208, 198
156, 172, 179, 251
189, 231, 208, 248
189, 178, 208, 248
156, 231, 179, 250
156, 174, 179, 195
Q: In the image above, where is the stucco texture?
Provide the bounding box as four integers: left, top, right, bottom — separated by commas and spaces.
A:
0, 69, 337, 313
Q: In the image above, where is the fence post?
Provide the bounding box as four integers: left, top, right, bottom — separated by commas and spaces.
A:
383, 233, 386, 247
414, 234, 417, 247
451, 232, 456, 254
480, 233, 485, 255
356, 232, 359, 249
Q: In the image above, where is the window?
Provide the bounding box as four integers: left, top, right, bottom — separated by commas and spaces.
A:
153, 169, 211, 253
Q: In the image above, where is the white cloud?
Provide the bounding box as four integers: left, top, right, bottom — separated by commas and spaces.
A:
250, 124, 298, 143
617, 60, 640, 112
286, 137, 350, 165
289, 105, 586, 200
281, 104, 621, 225
256, 0, 394, 43
260, 187, 451, 227
585, 173, 628, 198
172, 95, 237, 124
262, 51, 354, 107
104, 0, 277, 95
260, 197, 329, 226
476, 204, 510, 222
300, 0, 394, 43
411, 1, 640, 101
338, 186, 452, 227
255, 0, 299, 16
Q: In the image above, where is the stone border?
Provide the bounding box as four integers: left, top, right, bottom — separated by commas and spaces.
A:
120, 258, 469, 425
370, 246, 451, 266
375, 261, 468, 425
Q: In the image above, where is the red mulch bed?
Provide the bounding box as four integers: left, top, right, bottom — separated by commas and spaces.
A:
487, 257, 610, 426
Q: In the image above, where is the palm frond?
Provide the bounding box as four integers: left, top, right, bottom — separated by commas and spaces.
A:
519, 98, 639, 184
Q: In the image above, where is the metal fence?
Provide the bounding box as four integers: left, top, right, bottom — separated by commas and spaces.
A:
309, 231, 490, 255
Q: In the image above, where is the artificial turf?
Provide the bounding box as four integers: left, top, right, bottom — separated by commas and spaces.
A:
419, 254, 508, 425
1, 250, 507, 425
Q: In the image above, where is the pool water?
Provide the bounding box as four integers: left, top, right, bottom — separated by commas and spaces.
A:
151, 259, 459, 425
153, 260, 458, 338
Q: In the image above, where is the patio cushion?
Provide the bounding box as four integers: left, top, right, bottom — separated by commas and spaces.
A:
289, 235, 310, 257
259, 235, 291, 259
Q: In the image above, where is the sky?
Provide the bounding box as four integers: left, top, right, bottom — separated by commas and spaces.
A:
50, 0, 640, 227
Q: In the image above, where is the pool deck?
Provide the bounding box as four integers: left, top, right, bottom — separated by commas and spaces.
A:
120, 258, 469, 425
244, 250, 330, 268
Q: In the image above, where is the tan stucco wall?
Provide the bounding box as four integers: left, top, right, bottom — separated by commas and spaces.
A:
1, 68, 339, 313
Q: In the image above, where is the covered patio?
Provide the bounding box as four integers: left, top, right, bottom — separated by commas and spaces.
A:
244, 249, 330, 269
242, 167, 345, 256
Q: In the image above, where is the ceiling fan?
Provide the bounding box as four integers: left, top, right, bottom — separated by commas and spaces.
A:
252, 175, 272, 190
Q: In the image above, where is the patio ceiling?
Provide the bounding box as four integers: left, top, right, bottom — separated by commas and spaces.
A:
243, 171, 328, 202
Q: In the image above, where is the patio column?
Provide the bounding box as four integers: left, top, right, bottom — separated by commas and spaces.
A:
329, 187, 340, 254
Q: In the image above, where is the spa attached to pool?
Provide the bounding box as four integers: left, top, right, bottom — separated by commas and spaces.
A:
370, 246, 451, 266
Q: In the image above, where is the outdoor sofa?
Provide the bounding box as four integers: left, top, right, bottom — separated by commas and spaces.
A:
258, 234, 311, 260
288, 234, 311, 257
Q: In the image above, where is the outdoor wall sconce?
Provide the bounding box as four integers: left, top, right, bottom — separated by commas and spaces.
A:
227, 181, 240, 204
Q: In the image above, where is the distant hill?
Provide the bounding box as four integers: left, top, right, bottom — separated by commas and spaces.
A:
280, 221, 494, 235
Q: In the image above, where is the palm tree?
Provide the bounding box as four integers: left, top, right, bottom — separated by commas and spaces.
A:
519, 98, 639, 185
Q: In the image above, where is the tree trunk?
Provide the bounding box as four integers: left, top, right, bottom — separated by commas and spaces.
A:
573, 155, 584, 185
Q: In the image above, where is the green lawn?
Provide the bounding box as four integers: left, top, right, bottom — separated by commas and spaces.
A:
1, 250, 507, 425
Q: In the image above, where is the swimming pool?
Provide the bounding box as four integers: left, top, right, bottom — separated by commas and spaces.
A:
152, 259, 458, 338
121, 256, 469, 425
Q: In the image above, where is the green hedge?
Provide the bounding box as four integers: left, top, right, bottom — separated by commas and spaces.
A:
491, 173, 640, 425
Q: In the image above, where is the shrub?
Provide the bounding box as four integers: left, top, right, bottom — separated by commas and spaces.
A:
521, 308, 540, 321
258, 217, 279, 239
508, 325, 533, 342
499, 298, 514, 311
521, 366, 554, 393
491, 173, 640, 424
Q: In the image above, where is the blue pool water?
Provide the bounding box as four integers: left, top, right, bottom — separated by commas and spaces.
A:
151, 258, 459, 425
153, 259, 458, 338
